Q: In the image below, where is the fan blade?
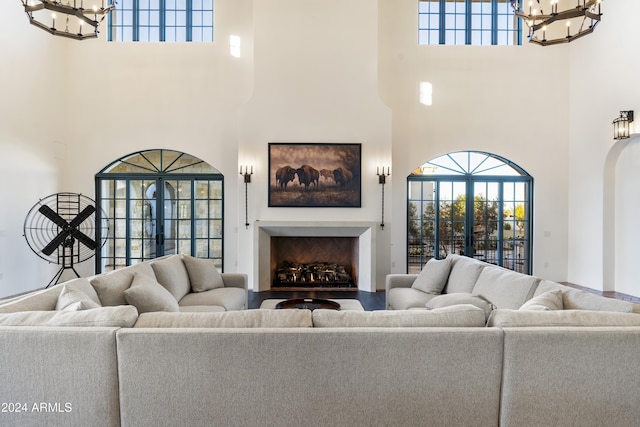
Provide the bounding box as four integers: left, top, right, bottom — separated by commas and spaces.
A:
71, 229, 98, 250
69, 205, 96, 228
41, 231, 68, 256
38, 205, 69, 228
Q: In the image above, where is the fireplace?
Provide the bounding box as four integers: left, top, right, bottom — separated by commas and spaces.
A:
255, 222, 377, 292
271, 236, 358, 289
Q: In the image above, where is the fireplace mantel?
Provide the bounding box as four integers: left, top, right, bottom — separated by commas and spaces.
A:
254, 221, 377, 292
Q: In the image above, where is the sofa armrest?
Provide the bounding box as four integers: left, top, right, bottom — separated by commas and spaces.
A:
385, 274, 418, 293
221, 273, 248, 290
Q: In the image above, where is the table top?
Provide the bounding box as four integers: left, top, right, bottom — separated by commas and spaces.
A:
275, 298, 341, 311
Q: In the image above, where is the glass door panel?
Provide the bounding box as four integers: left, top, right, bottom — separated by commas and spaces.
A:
472, 181, 500, 264
407, 181, 435, 273
407, 151, 532, 275
502, 181, 530, 273
437, 181, 468, 258
96, 150, 224, 274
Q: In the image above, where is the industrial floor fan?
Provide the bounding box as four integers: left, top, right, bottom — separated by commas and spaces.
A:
23, 192, 109, 288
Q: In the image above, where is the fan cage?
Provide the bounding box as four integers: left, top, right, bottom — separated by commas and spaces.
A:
23, 192, 109, 265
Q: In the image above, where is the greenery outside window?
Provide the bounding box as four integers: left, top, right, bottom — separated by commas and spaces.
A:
109, 0, 213, 42
419, 0, 521, 45
408, 151, 533, 274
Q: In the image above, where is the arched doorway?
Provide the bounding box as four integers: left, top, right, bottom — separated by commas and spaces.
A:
407, 151, 533, 274
95, 149, 224, 273
604, 135, 640, 297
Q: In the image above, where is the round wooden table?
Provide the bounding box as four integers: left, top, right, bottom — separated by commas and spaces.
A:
275, 298, 341, 311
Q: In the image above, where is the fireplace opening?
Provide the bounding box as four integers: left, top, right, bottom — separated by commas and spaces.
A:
271, 236, 358, 289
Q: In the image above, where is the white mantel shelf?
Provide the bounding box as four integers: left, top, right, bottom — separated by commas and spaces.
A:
254, 221, 377, 292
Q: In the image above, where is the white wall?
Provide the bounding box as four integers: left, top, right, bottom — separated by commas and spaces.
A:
60, 0, 255, 279
238, 0, 392, 289
378, 0, 570, 281
2, 0, 584, 297
568, 0, 640, 294
0, 2, 68, 296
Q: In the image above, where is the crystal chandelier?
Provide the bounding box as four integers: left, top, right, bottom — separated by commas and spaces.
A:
510, 0, 602, 46
21, 0, 115, 40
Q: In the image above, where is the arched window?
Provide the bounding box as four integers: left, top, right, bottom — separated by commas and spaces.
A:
95, 149, 223, 273
407, 151, 533, 274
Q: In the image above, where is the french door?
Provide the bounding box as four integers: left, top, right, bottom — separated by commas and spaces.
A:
407, 151, 533, 274
95, 150, 224, 273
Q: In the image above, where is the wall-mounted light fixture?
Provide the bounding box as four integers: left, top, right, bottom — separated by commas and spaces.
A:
377, 166, 390, 229
613, 111, 634, 140
240, 165, 253, 229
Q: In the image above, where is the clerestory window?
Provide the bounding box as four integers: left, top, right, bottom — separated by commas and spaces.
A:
419, 0, 522, 45
108, 0, 213, 42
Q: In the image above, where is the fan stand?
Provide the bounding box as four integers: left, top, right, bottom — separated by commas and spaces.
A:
46, 237, 81, 288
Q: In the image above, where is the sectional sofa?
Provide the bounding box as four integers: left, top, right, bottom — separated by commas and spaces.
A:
1, 254, 640, 426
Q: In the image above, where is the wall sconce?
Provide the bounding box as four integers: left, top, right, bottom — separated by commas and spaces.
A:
240, 165, 253, 229
377, 166, 390, 229
613, 111, 634, 140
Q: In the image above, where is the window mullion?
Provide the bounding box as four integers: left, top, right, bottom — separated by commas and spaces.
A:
465, 0, 472, 45
187, 0, 193, 42
133, 0, 139, 42
491, 0, 498, 45
439, 0, 446, 44
160, 0, 166, 42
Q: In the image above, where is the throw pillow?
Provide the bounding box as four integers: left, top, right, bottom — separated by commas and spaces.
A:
150, 255, 191, 301
91, 270, 136, 306
124, 273, 179, 313
411, 257, 452, 295
426, 293, 495, 321
519, 289, 564, 311
182, 255, 224, 292
56, 284, 102, 311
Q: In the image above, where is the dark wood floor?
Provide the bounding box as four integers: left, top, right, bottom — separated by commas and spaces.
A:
250, 283, 640, 311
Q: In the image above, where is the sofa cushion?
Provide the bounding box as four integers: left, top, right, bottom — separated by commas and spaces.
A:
0, 287, 62, 313
91, 263, 156, 306
425, 293, 495, 321
56, 283, 102, 311
487, 309, 640, 327
182, 255, 224, 292
178, 305, 226, 313
387, 287, 437, 310
519, 290, 564, 311
124, 273, 179, 313
312, 305, 486, 327
179, 287, 246, 311
0, 306, 139, 327
134, 309, 313, 328
563, 289, 635, 313
533, 279, 572, 296
471, 267, 539, 309
150, 255, 192, 301
411, 257, 452, 295
62, 277, 102, 305
443, 255, 486, 294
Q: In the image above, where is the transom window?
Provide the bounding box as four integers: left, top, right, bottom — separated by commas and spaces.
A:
419, 0, 521, 45
108, 0, 213, 42
407, 151, 533, 274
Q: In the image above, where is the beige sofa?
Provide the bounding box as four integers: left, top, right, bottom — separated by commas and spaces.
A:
386, 254, 640, 325
3, 308, 639, 426
0, 254, 248, 325
2, 254, 640, 426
